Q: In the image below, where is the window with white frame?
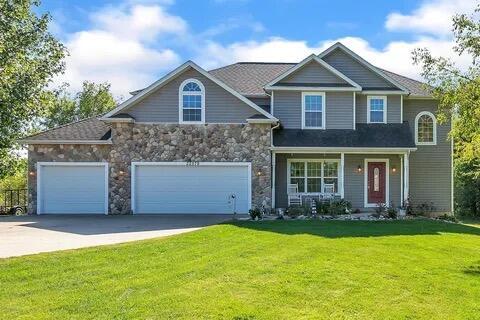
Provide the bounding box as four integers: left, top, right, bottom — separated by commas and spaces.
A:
415, 111, 437, 145
302, 92, 325, 129
179, 79, 205, 123
288, 160, 339, 193
367, 96, 387, 123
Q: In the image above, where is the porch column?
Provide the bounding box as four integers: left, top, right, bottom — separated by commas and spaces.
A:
272, 152, 276, 208
403, 152, 409, 204
340, 152, 345, 198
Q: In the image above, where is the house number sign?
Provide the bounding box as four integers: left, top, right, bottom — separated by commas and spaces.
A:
186, 161, 200, 167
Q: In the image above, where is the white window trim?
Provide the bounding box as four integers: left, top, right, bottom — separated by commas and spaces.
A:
301, 92, 326, 129
364, 158, 390, 208
415, 111, 437, 145
287, 159, 341, 195
367, 95, 387, 124
179, 78, 205, 124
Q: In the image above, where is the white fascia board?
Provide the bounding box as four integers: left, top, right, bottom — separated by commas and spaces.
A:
271, 146, 417, 153
246, 118, 277, 124
318, 42, 410, 93
264, 54, 361, 90
18, 139, 113, 145
360, 91, 407, 95
99, 117, 135, 123
265, 86, 360, 92
405, 95, 436, 100
103, 61, 277, 121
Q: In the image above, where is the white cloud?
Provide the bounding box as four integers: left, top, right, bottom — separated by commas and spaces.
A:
57, 3, 184, 97
385, 0, 477, 37
197, 36, 471, 81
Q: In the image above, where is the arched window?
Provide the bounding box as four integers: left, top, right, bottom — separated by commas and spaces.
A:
415, 111, 437, 145
179, 79, 205, 123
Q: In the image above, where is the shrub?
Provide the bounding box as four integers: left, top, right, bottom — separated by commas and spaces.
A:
414, 202, 436, 216
286, 205, 306, 218
248, 208, 262, 220
328, 199, 352, 216
386, 204, 398, 219
437, 214, 458, 223
373, 203, 387, 217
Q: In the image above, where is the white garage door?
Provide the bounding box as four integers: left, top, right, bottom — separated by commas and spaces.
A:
132, 162, 251, 214
38, 163, 108, 214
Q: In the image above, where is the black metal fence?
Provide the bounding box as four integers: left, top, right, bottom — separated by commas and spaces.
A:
0, 189, 27, 215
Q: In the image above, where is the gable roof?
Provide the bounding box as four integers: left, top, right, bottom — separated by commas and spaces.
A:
264, 54, 361, 90
318, 42, 409, 93
19, 116, 112, 144
102, 60, 277, 121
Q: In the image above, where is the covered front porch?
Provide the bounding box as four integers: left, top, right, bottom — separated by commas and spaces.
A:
272, 150, 413, 211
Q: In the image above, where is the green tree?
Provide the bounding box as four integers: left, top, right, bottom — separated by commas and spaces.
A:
412, 5, 480, 216
41, 81, 117, 129
0, 0, 66, 177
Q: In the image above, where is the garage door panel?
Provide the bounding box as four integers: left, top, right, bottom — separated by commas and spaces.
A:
39, 164, 107, 214
134, 163, 250, 214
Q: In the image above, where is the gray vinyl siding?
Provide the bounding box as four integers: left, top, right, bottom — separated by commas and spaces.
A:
282, 61, 348, 84
344, 154, 401, 209
126, 67, 258, 123
323, 48, 395, 88
404, 99, 452, 212
248, 97, 270, 113
273, 91, 302, 128
273, 91, 354, 129
327, 92, 354, 129
355, 94, 402, 123
274, 153, 401, 209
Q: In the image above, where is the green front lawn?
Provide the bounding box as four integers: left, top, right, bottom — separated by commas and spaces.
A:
1, 220, 480, 319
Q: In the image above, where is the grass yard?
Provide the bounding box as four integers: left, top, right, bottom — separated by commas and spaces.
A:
1, 220, 480, 319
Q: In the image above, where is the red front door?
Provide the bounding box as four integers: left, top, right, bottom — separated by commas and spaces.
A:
367, 162, 386, 204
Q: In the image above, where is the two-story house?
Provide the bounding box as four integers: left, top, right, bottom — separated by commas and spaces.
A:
21, 42, 452, 215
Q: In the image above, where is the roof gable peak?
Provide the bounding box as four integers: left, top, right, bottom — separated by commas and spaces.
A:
264, 54, 361, 90
318, 42, 409, 93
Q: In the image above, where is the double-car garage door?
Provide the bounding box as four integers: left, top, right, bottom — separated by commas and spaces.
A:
37, 162, 251, 215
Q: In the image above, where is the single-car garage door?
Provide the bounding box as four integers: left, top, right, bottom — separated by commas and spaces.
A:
132, 162, 251, 214
37, 162, 108, 214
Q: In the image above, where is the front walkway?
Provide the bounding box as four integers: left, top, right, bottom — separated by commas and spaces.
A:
0, 214, 232, 258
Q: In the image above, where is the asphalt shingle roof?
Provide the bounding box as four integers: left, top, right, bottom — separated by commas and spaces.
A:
209, 62, 431, 97
22, 117, 111, 142
273, 123, 416, 148
24, 59, 431, 143
209, 62, 295, 96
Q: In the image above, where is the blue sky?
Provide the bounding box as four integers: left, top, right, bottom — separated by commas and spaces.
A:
37, 0, 475, 97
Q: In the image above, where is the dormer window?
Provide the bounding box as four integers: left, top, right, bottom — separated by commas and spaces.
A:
179, 79, 205, 123
367, 96, 387, 124
302, 92, 325, 129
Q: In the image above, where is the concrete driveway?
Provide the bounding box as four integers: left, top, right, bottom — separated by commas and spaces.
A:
0, 214, 233, 258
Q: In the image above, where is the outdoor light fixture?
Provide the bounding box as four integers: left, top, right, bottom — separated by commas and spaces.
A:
256, 170, 263, 176
392, 166, 397, 173
357, 165, 362, 173
119, 170, 125, 175
28, 171, 35, 176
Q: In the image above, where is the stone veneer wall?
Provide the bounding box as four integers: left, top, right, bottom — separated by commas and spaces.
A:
28, 123, 271, 214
